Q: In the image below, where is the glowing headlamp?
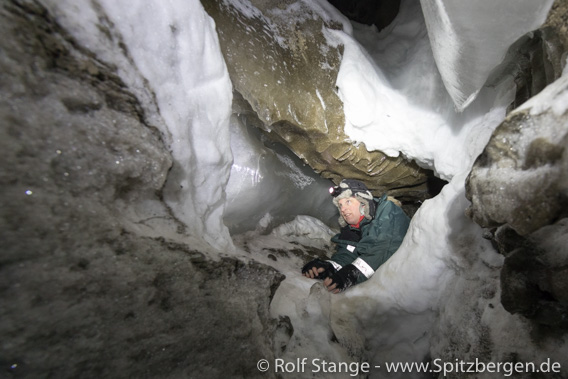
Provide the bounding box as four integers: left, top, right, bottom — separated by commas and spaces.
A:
329, 186, 343, 197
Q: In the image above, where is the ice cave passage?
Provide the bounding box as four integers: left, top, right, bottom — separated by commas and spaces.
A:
1, 0, 568, 378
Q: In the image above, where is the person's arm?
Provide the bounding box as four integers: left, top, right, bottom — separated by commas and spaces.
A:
301, 246, 352, 280
353, 202, 410, 282
301, 228, 359, 279
325, 202, 410, 292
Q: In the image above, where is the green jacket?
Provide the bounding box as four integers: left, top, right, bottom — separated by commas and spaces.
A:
328, 194, 410, 284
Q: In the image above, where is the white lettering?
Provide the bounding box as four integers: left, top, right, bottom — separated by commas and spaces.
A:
502, 362, 513, 377
273, 358, 562, 376
310, 359, 369, 376
312, 358, 321, 373
432, 358, 442, 373
274, 358, 307, 373
275, 359, 283, 372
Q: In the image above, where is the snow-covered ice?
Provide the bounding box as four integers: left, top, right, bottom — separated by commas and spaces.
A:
44, 0, 235, 251
420, 0, 554, 111
334, 0, 519, 180
42, 0, 565, 376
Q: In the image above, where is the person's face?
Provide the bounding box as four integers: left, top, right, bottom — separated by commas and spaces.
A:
338, 197, 362, 225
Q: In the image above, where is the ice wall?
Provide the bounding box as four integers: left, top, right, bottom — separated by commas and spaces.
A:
336, 0, 518, 180
224, 113, 338, 234
43, 0, 235, 251
420, 0, 554, 111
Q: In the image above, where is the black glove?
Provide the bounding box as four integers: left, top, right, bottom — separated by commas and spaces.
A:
301, 258, 336, 279
338, 225, 362, 242
327, 264, 361, 292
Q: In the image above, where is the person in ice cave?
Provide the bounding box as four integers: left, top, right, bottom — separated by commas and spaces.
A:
302, 179, 410, 293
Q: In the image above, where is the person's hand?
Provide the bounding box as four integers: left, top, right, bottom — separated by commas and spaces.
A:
322, 264, 361, 294
323, 277, 340, 294
304, 266, 325, 279
301, 259, 336, 280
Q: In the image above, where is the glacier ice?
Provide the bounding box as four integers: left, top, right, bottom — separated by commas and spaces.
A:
336, 0, 518, 180
7, 0, 566, 376
420, 0, 554, 111
44, 0, 235, 251
224, 114, 338, 234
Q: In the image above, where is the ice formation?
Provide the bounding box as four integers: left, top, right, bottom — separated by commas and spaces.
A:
224, 114, 338, 234
335, 0, 544, 181
420, 0, 555, 111
7, 0, 565, 377
43, 0, 235, 251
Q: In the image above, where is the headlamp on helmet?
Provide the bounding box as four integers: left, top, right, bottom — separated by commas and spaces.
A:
329, 186, 343, 197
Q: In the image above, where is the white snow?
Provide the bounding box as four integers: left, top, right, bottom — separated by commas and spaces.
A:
420, 0, 554, 111
44, 0, 235, 252
519, 68, 568, 118
333, 0, 518, 180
